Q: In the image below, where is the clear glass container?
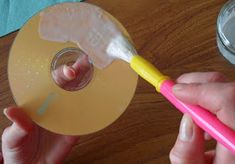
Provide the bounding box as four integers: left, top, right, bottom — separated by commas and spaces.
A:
51, 47, 93, 91
217, 0, 235, 64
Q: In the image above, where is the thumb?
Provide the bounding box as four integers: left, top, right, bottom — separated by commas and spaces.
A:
170, 114, 205, 164
172, 83, 235, 163
52, 65, 77, 87
2, 107, 34, 149
172, 82, 235, 129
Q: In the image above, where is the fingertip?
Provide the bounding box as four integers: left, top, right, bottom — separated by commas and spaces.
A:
172, 84, 188, 97
179, 114, 194, 141
2, 107, 35, 149
3, 108, 8, 116
3, 106, 34, 132
169, 114, 205, 163
72, 54, 89, 70
208, 72, 226, 82
63, 65, 77, 80
3, 106, 19, 121
173, 84, 185, 92
176, 74, 186, 83
172, 83, 204, 106
4, 106, 17, 113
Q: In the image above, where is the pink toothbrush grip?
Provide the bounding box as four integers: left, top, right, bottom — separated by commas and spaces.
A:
160, 80, 235, 154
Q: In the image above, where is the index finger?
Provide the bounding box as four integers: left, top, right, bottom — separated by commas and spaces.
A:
177, 72, 226, 84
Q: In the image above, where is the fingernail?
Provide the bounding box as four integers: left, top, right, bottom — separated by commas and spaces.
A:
3, 108, 11, 120
63, 65, 76, 80
176, 75, 185, 82
173, 84, 185, 91
3, 108, 8, 116
179, 115, 194, 141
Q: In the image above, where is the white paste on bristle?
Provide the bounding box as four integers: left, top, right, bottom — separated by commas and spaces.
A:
39, 3, 135, 69
39, 3, 113, 69
107, 35, 136, 63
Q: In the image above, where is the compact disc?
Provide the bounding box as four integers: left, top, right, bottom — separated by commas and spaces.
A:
8, 3, 138, 135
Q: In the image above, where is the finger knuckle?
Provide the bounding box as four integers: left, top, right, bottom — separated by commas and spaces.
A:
189, 83, 202, 95
218, 83, 235, 108
224, 83, 235, 100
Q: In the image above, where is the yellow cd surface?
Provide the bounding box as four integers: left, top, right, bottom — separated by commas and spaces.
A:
8, 6, 138, 135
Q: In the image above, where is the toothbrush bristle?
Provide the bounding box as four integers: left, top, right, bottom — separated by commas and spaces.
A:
106, 35, 137, 63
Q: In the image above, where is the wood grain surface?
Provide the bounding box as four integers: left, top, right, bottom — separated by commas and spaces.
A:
1, 0, 235, 163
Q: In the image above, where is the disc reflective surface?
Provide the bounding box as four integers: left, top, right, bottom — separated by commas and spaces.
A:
8, 3, 138, 135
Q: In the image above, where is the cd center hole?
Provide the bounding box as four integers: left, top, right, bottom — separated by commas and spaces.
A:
51, 47, 93, 91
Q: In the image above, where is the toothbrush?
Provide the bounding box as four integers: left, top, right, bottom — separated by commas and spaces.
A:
107, 35, 235, 154
38, 2, 235, 152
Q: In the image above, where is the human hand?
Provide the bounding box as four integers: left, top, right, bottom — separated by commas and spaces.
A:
169, 72, 235, 164
2, 106, 79, 164
2, 55, 90, 164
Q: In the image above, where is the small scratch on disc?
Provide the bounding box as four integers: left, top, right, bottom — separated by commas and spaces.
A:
37, 92, 58, 115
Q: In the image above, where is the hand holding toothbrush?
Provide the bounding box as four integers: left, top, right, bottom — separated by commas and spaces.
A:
170, 72, 235, 164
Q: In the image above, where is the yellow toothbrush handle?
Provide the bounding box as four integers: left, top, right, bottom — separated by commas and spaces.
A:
130, 55, 169, 92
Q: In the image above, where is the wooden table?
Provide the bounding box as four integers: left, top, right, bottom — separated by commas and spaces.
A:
1, 0, 234, 163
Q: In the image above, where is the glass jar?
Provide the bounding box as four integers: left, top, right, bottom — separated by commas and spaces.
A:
217, 0, 235, 64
